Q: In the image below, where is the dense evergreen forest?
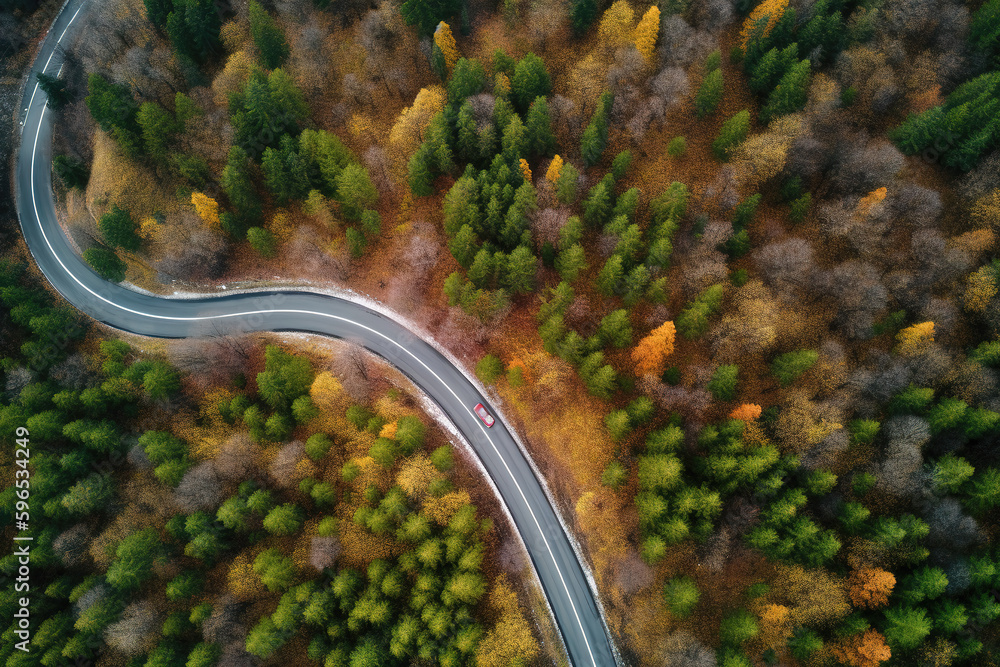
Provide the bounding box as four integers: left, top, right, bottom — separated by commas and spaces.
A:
6, 0, 1000, 662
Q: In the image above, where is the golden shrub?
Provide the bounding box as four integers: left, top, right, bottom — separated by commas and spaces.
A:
389, 86, 448, 160
268, 210, 295, 244
949, 228, 995, 262
756, 602, 793, 649
774, 564, 851, 628
212, 50, 256, 107
971, 189, 1000, 229
855, 187, 887, 219
379, 420, 398, 439
228, 549, 265, 600
731, 115, 802, 190
138, 216, 160, 241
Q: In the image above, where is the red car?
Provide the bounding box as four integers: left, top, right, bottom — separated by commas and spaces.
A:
473, 403, 495, 427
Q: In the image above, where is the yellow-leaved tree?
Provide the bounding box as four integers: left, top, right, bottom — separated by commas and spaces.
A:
546, 155, 564, 183
598, 0, 636, 45
740, 0, 789, 50
396, 453, 438, 498
756, 602, 792, 649
310, 372, 345, 412
475, 575, 540, 667
378, 420, 398, 439
138, 216, 160, 241
433, 21, 460, 71
191, 192, 220, 228
895, 321, 935, 356
971, 189, 1000, 229
731, 115, 802, 190
269, 209, 294, 243
630, 321, 676, 376
389, 86, 447, 161
964, 266, 998, 313
634, 6, 661, 62
519, 158, 532, 182
304, 190, 338, 230
212, 50, 255, 106
424, 491, 471, 525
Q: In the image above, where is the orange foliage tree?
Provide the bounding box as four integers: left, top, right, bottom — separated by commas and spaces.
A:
832, 630, 892, 667
757, 603, 792, 649
847, 567, 896, 609
631, 321, 676, 376
895, 321, 935, 356
634, 6, 660, 62
730, 403, 763, 421
519, 158, 532, 182
855, 187, 888, 219
379, 420, 398, 439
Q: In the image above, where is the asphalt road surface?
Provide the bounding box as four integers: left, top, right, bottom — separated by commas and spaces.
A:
14, 1, 619, 665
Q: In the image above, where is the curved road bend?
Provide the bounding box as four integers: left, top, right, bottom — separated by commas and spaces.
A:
14, 1, 618, 665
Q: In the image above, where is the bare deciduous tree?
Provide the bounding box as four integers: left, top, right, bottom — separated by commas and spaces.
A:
53, 524, 93, 567
105, 600, 160, 655
216, 433, 265, 482
309, 536, 341, 572
876, 415, 930, 496
657, 15, 714, 68
174, 461, 223, 512
660, 631, 717, 667
270, 440, 308, 489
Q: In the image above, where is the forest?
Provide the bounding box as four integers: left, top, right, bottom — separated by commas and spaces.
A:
4, 0, 1000, 662
0, 261, 550, 666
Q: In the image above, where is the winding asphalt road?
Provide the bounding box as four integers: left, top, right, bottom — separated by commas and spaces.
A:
13, 1, 618, 665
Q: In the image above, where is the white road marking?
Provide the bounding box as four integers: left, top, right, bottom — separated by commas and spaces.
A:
23, 1, 85, 120
24, 20, 600, 664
